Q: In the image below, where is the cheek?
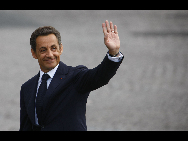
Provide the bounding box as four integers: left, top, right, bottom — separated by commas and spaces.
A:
54, 52, 61, 59
38, 54, 46, 62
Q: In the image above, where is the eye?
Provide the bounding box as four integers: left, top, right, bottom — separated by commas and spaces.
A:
51, 46, 57, 51
39, 48, 47, 54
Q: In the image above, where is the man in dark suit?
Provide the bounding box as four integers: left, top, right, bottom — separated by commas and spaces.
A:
20, 20, 124, 131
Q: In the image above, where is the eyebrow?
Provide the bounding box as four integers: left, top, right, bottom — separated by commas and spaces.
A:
39, 44, 57, 49
39, 47, 47, 50
51, 44, 57, 47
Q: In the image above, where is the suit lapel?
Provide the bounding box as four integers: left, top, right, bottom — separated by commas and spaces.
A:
42, 61, 69, 119
26, 72, 39, 125
25, 62, 69, 126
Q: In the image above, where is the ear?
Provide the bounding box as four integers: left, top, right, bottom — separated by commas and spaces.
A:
31, 48, 38, 59
59, 43, 63, 55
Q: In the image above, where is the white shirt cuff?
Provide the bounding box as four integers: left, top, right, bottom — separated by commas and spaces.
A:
107, 52, 124, 62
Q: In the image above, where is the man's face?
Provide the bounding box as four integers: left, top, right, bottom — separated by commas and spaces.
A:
31, 34, 63, 73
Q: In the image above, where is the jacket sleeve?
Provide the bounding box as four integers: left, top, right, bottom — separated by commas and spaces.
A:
19, 86, 32, 131
75, 54, 124, 94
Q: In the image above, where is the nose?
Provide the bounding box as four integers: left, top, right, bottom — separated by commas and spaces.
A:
46, 48, 53, 57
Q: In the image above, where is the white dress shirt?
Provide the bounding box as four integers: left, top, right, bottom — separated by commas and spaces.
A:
35, 52, 123, 125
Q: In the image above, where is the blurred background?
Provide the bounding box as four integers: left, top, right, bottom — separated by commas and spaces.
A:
0, 10, 187, 131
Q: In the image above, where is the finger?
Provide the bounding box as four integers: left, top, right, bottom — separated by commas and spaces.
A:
102, 23, 107, 35
105, 20, 111, 33
114, 25, 118, 34
110, 21, 114, 32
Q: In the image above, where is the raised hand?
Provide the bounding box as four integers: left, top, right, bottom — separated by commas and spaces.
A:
102, 20, 120, 56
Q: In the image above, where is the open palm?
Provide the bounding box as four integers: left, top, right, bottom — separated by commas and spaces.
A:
102, 20, 120, 55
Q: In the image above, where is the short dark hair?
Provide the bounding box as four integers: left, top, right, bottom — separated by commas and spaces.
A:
30, 26, 61, 52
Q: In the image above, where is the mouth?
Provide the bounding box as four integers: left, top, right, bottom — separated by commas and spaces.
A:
44, 58, 56, 63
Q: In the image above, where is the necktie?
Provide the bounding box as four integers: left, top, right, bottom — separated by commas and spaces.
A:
36, 73, 50, 125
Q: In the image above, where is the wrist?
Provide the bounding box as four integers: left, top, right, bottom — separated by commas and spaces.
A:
108, 51, 120, 57
108, 49, 120, 57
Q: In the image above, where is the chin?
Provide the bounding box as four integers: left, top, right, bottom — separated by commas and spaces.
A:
47, 63, 57, 69
42, 63, 56, 71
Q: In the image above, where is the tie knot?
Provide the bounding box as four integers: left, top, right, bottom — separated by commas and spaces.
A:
42, 73, 50, 81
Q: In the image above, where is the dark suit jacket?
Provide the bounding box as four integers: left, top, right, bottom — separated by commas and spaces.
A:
20, 55, 123, 131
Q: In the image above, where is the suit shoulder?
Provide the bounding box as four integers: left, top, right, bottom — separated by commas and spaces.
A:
21, 73, 39, 89
65, 65, 88, 80
67, 65, 88, 72
75, 65, 88, 70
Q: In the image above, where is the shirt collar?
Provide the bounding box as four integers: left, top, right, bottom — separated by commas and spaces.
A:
39, 64, 59, 81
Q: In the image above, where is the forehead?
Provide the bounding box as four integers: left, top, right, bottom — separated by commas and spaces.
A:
36, 34, 58, 48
